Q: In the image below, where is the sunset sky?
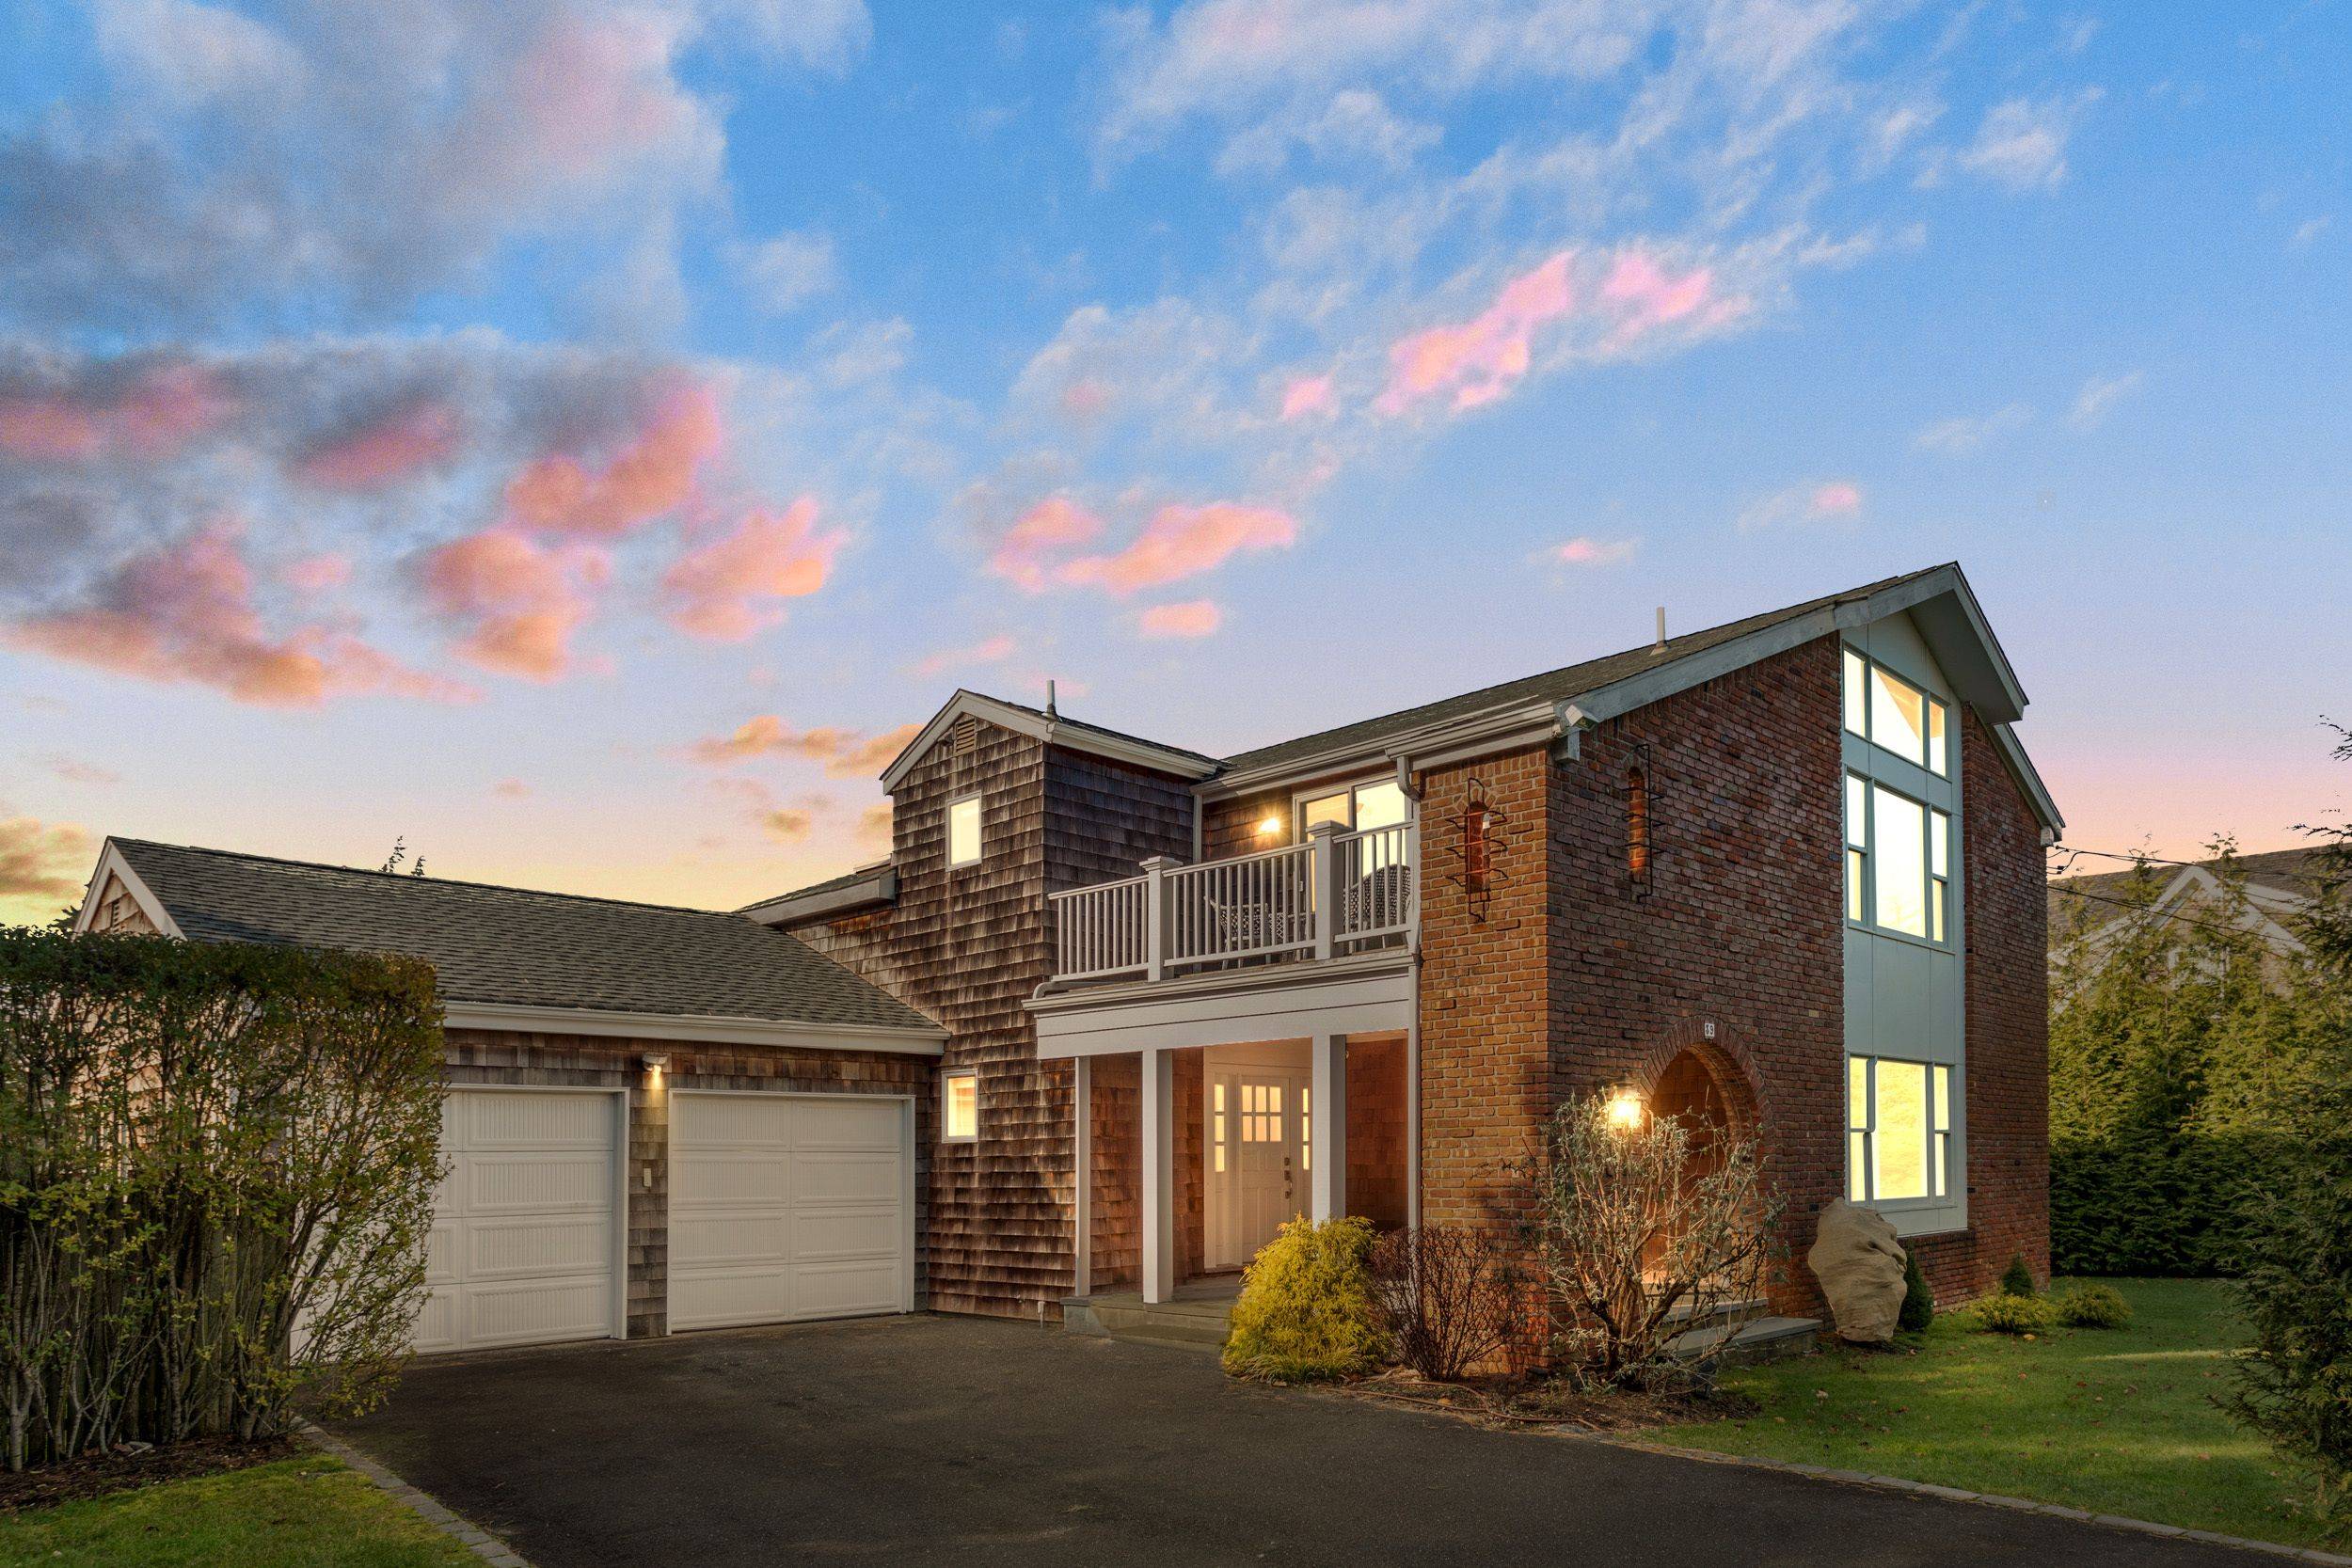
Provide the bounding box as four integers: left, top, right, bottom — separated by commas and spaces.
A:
3, 1, 2347, 926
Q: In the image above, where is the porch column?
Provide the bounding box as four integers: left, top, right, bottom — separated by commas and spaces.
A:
1071, 1054, 1091, 1298
1140, 1047, 1174, 1304
1309, 1031, 1346, 1221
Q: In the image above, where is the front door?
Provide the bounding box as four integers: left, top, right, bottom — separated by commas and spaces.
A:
1216, 1070, 1305, 1267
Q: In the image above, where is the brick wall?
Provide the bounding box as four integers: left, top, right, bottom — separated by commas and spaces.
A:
442, 1028, 930, 1338
1344, 1034, 1409, 1231
1910, 708, 2052, 1301
786, 725, 1195, 1317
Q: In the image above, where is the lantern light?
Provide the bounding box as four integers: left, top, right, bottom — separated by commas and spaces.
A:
1606, 1087, 1645, 1131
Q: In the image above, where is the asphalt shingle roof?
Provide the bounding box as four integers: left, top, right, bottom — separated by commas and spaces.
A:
1217, 564, 1953, 776
112, 839, 937, 1033
2047, 846, 2326, 934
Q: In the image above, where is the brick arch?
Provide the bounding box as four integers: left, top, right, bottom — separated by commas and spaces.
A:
1626, 1021, 1766, 1148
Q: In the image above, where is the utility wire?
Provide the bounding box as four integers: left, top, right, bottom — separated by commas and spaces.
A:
2047, 879, 2284, 944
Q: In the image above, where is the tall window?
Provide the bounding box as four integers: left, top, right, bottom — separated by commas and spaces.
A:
1626, 767, 1650, 880
1843, 647, 1949, 777
1847, 1055, 1951, 1202
947, 794, 983, 868
1843, 775, 1952, 945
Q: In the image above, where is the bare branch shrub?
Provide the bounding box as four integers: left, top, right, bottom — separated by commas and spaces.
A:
1530, 1090, 1783, 1390
1368, 1225, 1522, 1382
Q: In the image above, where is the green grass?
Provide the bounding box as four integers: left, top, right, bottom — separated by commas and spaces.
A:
0, 1456, 476, 1568
1655, 1278, 2335, 1550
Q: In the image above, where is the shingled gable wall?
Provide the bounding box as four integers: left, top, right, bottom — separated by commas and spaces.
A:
783, 715, 1194, 1317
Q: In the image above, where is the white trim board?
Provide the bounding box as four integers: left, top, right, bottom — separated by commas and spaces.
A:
1030, 955, 1413, 1058
442, 1001, 946, 1055
71, 840, 184, 938
880, 689, 1218, 793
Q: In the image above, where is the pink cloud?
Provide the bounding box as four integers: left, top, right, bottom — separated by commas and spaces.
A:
1060, 377, 1114, 420
492, 778, 532, 800
294, 400, 464, 490
418, 528, 609, 680
7, 525, 471, 706
1057, 501, 1296, 595
1378, 251, 1573, 415
686, 716, 922, 778
503, 379, 720, 538
1811, 482, 1863, 515
281, 552, 353, 592
1547, 536, 1639, 567
0, 362, 233, 462
1279, 373, 1334, 421
911, 634, 1018, 679
988, 496, 1104, 592
1600, 248, 1715, 341
660, 498, 845, 641
1138, 600, 1222, 639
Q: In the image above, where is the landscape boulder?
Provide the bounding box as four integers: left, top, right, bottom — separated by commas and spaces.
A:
1807, 1199, 1908, 1344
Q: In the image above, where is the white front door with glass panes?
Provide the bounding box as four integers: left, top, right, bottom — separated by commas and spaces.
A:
1210, 1070, 1307, 1268
1838, 615, 1966, 1237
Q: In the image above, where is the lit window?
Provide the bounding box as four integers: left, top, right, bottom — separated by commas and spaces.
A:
1293, 778, 1411, 841
1930, 808, 1951, 942
1872, 785, 1928, 937
942, 1069, 978, 1142
1845, 645, 1950, 777
1213, 1082, 1228, 1174
1847, 1055, 1953, 1203
947, 794, 983, 868
1627, 767, 1650, 880
1300, 1086, 1311, 1173
1844, 774, 1868, 924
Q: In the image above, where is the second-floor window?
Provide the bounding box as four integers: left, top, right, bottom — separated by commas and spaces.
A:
1845, 774, 1951, 942
1294, 778, 1409, 841
947, 794, 983, 868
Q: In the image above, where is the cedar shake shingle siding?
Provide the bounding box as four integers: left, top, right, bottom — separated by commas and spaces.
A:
785, 723, 1196, 1317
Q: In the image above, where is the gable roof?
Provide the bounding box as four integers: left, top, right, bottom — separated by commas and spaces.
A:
877, 689, 1219, 793
87, 838, 942, 1046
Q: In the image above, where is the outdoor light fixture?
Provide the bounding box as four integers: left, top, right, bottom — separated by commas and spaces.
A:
641, 1052, 670, 1080
1255, 816, 1283, 836
1606, 1087, 1645, 1131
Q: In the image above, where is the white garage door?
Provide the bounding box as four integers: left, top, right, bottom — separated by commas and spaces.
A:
669, 1093, 910, 1332
415, 1090, 620, 1354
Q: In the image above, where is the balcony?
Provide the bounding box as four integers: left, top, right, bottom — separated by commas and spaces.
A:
1047, 820, 1414, 988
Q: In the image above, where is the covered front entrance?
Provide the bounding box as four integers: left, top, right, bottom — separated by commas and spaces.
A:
1204, 1042, 1310, 1270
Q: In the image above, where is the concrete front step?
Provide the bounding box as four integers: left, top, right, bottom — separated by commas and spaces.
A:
1668, 1315, 1823, 1367
1063, 1293, 1232, 1350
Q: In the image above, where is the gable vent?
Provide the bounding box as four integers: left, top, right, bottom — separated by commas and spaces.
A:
951, 716, 980, 756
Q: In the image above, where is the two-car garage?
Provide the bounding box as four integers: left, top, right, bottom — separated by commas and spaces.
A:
418, 1086, 914, 1356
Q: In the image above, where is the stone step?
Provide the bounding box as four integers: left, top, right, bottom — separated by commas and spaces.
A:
1658, 1294, 1769, 1331
1669, 1315, 1823, 1368
1063, 1294, 1233, 1349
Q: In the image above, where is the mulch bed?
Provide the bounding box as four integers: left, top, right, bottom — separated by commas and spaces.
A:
1335, 1370, 1755, 1433
0, 1433, 302, 1513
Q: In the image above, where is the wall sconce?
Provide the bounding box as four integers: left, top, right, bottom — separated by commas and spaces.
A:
1605, 1086, 1645, 1132
641, 1052, 670, 1083
1255, 815, 1283, 837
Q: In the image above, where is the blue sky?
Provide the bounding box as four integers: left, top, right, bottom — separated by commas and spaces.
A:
2, 0, 2346, 922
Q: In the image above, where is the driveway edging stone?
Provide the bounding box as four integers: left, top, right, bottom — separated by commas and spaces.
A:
298, 1418, 534, 1568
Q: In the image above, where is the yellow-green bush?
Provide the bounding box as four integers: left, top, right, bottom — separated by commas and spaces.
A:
1966, 1291, 2060, 1336
2053, 1281, 2134, 1328
1221, 1216, 1388, 1382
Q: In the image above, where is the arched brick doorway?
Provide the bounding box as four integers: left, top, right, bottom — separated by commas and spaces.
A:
1639, 1040, 1765, 1291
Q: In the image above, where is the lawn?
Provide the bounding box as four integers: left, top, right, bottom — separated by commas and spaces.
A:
0, 1455, 476, 1568
1654, 1277, 2334, 1551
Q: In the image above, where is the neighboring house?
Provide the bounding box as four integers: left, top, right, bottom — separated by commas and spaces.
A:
2048, 847, 2320, 974
73, 560, 2060, 1356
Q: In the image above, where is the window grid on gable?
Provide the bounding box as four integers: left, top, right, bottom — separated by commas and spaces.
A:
1842, 645, 1950, 778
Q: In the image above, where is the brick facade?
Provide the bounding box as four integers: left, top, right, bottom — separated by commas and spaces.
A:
442, 1028, 931, 1339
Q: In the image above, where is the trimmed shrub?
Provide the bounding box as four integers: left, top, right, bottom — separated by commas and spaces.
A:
1967, 1292, 2059, 1336
1222, 1217, 1387, 1383
2052, 1281, 2133, 1329
1898, 1247, 1935, 1334
1369, 1225, 1521, 1382
1997, 1254, 2038, 1298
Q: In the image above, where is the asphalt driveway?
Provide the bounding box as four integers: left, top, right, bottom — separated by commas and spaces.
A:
335, 1314, 2273, 1568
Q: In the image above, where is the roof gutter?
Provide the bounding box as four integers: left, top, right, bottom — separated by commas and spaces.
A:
1200, 699, 1564, 800
441, 1000, 946, 1055
739, 867, 898, 927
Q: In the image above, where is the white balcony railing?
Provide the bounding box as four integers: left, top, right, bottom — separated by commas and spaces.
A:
1048, 820, 1414, 986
